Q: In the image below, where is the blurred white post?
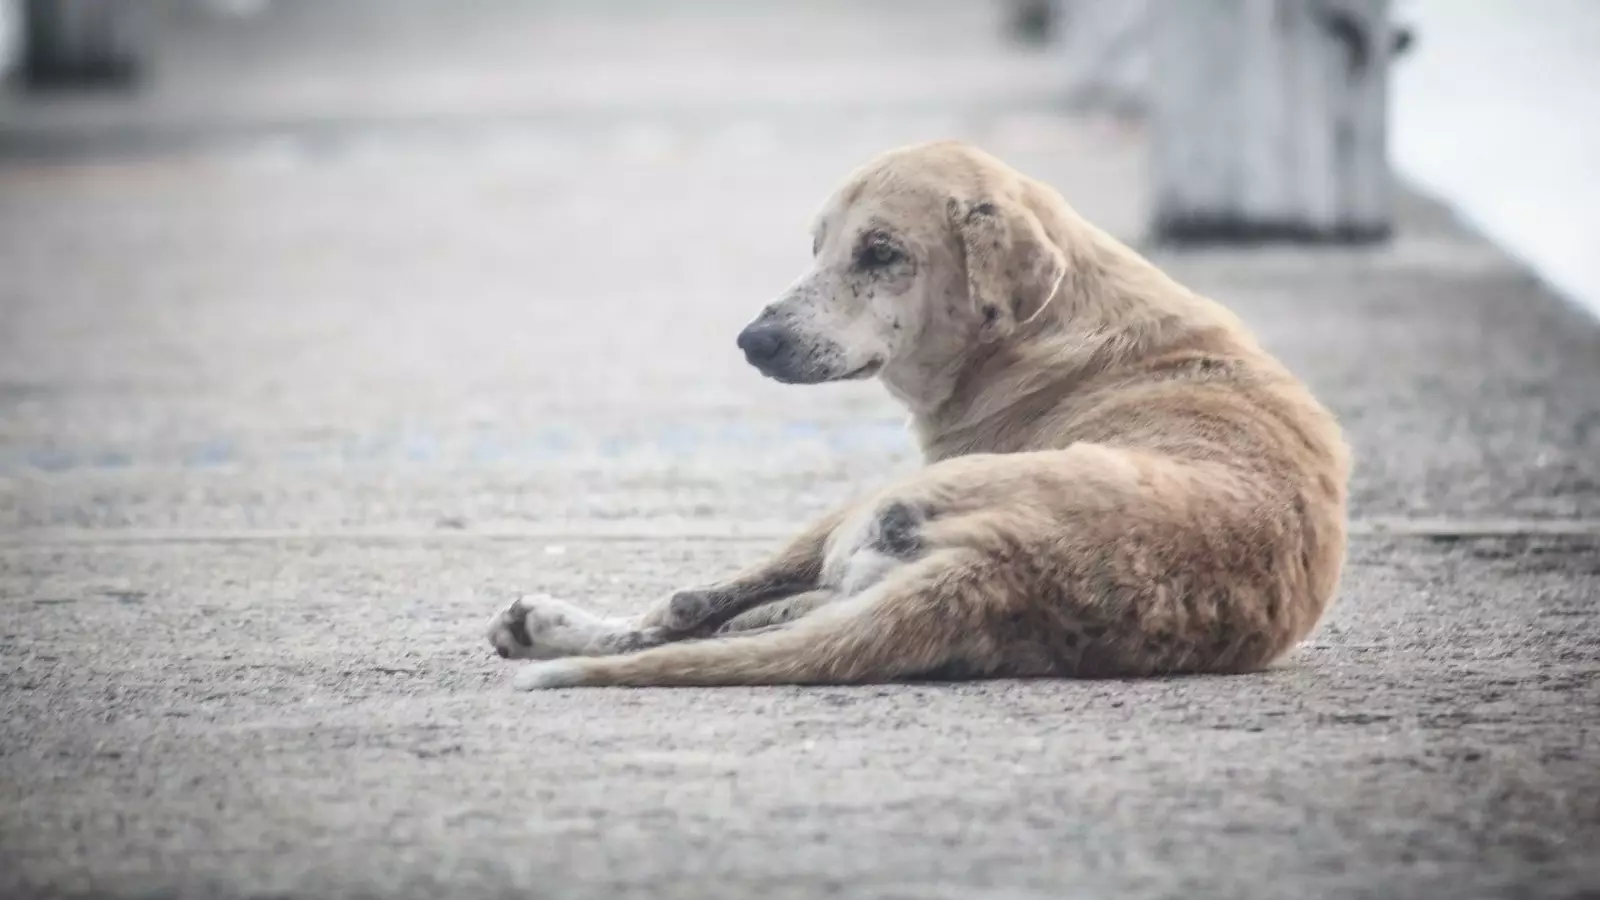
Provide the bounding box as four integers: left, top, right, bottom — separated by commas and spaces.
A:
0, 0, 20, 81
1149, 0, 1396, 243
1061, 0, 1151, 115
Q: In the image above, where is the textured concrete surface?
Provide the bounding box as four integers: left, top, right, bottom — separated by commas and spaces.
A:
2, 2, 1599, 899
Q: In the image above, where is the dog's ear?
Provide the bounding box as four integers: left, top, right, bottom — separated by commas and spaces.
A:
947, 196, 1067, 342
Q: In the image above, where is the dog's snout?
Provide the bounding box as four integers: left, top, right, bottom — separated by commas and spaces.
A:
737, 324, 787, 365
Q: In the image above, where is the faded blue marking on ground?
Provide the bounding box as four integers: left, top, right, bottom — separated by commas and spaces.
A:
0, 421, 915, 475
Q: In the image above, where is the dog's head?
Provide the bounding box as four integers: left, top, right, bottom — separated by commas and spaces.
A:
736, 142, 1067, 393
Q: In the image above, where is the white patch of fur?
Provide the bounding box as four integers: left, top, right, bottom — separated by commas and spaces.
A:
512, 659, 587, 691
838, 548, 901, 596
820, 509, 905, 596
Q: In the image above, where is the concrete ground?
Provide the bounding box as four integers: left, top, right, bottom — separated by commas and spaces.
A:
2, 2, 1598, 898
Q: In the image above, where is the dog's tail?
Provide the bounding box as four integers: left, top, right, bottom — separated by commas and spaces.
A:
512, 553, 993, 689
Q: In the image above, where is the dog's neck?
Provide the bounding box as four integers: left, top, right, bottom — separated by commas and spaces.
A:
887, 216, 1252, 462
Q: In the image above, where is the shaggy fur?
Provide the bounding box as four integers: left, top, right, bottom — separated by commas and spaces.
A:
486, 141, 1351, 690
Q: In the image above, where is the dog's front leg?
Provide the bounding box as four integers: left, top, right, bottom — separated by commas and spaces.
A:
638, 506, 852, 635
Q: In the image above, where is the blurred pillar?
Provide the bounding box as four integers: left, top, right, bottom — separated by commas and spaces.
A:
1149, 0, 1398, 244
1061, 0, 1151, 116
1005, 0, 1057, 44
20, 0, 148, 89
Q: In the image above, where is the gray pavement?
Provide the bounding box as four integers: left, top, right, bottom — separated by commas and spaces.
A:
2, 2, 1598, 898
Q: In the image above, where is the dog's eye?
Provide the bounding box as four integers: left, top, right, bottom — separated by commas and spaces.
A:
863, 241, 901, 267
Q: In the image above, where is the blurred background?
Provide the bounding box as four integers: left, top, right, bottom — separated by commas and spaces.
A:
1, 0, 1596, 527
2, 0, 1592, 521
3, 3, 1599, 898
0, 0, 1593, 525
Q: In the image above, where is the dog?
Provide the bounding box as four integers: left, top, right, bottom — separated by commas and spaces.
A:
487, 141, 1350, 690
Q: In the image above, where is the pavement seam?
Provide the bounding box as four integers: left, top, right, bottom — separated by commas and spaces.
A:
4, 517, 1600, 548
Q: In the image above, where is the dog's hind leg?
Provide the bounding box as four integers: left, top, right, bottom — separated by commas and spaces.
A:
487, 595, 672, 661
488, 507, 854, 660
511, 551, 1044, 689
489, 588, 840, 660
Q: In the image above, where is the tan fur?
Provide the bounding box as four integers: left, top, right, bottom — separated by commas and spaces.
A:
488, 141, 1350, 690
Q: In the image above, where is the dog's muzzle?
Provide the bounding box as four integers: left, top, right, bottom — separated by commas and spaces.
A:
736, 323, 788, 370
736, 318, 870, 384
735, 322, 823, 383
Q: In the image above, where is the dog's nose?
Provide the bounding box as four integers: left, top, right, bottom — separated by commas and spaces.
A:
737, 324, 786, 364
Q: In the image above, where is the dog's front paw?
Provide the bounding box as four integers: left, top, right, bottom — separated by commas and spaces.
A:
486, 595, 596, 661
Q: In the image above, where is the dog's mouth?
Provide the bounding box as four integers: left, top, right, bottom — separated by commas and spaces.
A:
760, 357, 883, 385
841, 358, 884, 380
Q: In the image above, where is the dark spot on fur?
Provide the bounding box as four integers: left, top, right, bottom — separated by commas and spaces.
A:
981, 304, 999, 324
872, 501, 922, 558
971, 202, 998, 217
667, 590, 711, 631
507, 613, 533, 647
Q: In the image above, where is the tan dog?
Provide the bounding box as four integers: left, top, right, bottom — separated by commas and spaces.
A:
487, 141, 1350, 690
